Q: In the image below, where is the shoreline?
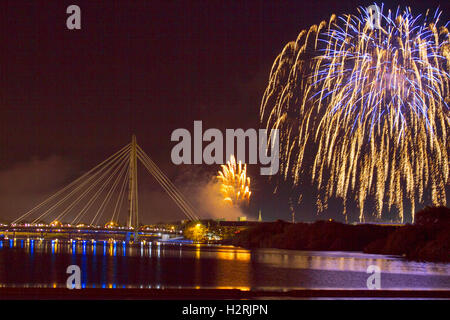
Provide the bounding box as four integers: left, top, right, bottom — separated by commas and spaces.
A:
1, 287, 449, 300
230, 215, 450, 263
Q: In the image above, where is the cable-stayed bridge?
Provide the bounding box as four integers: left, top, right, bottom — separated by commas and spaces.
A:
4, 135, 199, 241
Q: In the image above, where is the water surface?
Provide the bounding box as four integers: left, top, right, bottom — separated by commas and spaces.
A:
0, 239, 448, 290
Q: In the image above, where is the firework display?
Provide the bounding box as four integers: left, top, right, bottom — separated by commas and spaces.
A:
261, 4, 449, 222
217, 155, 252, 207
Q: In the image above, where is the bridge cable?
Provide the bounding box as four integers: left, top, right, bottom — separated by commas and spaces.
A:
137, 149, 198, 221
90, 155, 130, 226
111, 163, 130, 223
70, 151, 130, 225
137, 145, 198, 218
53, 152, 130, 223
32, 146, 131, 224
12, 144, 131, 224
136, 146, 199, 221
136, 149, 196, 220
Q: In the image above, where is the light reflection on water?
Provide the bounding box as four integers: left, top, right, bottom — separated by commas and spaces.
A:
0, 239, 448, 290
250, 249, 449, 276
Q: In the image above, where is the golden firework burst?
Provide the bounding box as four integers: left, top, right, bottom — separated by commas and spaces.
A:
217, 155, 251, 207
261, 4, 449, 222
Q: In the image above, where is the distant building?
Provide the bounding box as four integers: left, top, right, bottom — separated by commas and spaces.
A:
237, 216, 247, 222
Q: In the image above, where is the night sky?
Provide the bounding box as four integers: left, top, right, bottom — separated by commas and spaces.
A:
0, 0, 448, 224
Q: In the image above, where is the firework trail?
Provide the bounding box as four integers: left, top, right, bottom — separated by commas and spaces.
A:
261, 4, 449, 222
217, 155, 251, 207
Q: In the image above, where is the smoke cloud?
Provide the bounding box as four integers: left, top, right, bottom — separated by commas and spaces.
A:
176, 167, 247, 221
0, 156, 77, 222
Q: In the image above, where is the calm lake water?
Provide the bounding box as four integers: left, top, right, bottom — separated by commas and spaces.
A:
0, 239, 448, 290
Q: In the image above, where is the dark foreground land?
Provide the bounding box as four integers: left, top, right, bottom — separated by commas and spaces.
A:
1, 288, 449, 299
232, 206, 450, 262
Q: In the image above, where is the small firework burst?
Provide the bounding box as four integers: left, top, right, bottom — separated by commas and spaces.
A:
217, 155, 251, 207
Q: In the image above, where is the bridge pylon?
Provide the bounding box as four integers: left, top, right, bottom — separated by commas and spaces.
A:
127, 135, 139, 236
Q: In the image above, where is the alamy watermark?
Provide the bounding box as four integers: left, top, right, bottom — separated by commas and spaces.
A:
66, 5, 81, 30
66, 265, 81, 289
367, 4, 382, 30
366, 265, 381, 289
170, 121, 279, 175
